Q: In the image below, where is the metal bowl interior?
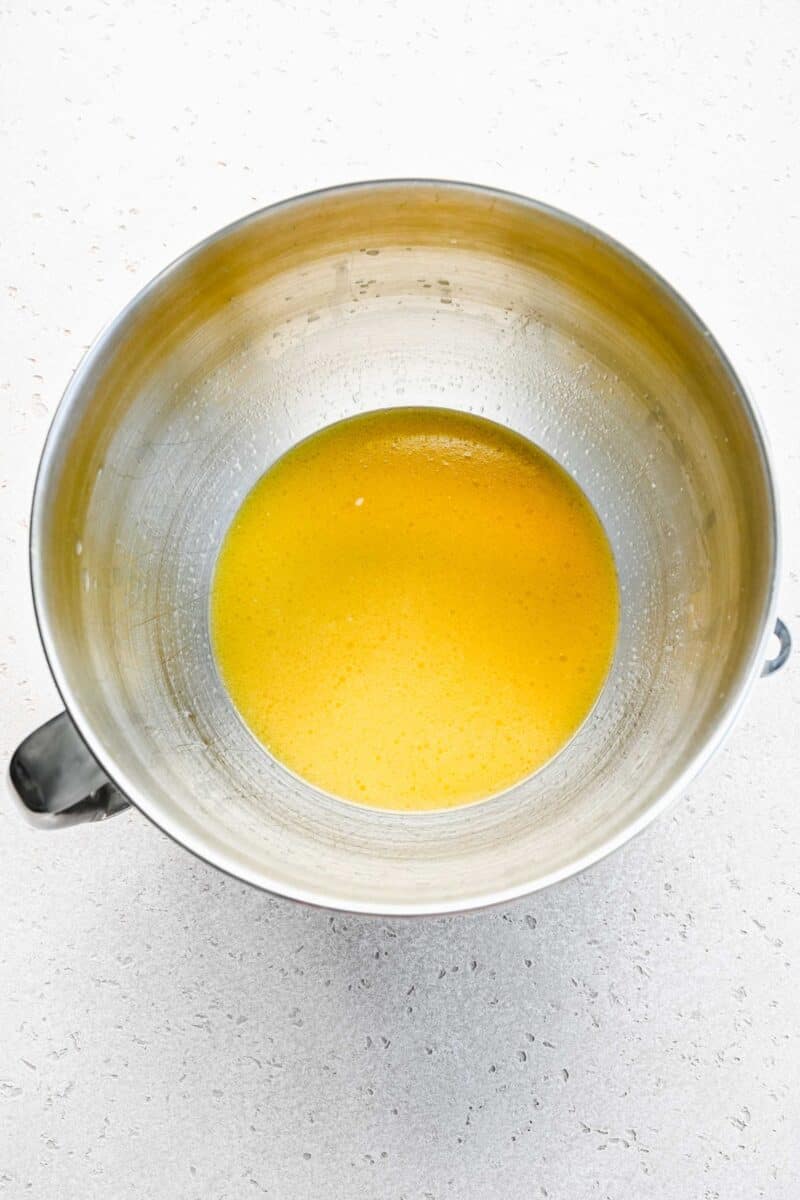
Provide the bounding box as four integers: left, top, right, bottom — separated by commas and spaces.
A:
32, 182, 777, 913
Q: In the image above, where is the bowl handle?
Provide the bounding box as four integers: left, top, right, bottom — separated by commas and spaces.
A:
8, 711, 130, 829
762, 618, 791, 678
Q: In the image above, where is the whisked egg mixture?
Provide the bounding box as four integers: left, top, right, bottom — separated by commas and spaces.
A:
211, 407, 619, 811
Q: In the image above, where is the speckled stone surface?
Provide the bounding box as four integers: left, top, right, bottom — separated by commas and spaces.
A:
1, 3, 799, 1197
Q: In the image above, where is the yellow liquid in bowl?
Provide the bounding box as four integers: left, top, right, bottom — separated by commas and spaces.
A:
211, 408, 619, 811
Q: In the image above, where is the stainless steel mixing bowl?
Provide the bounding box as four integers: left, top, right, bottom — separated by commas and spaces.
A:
10, 181, 790, 914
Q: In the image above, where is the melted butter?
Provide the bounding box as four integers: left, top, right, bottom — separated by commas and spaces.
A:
211, 407, 619, 811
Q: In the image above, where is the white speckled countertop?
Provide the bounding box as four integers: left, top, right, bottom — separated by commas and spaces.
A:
1, 3, 799, 1196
